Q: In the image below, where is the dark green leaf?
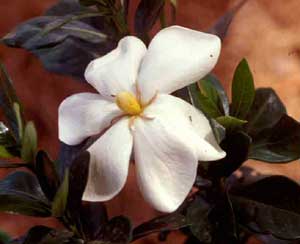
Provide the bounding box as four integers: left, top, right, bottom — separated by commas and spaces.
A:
232, 176, 300, 213
210, 119, 226, 144
35, 150, 60, 201
80, 201, 108, 240
133, 213, 187, 241
216, 115, 247, 131
79, 0, 111, 7
249, 114, 300, 163
98, 216, 132, 244
135, 0, 165, 35
2, 1, 117, 79
67, 151, 90, 217
58, 140, 89, 178
52, 170, 69, 217
0, 63, 23, 141
67, 151, 108, 240
231, 59, 255, 119
231, 176, 300, 240
246, 88, 286, 137
199, 132, 251, 179
21, 121, 37, 163
23, 226, 73, 244
200, 74, 230, 115
188, 82, 222, 118
0, 230, 10, 244
208, 0, 248, 40
0, 171, 51, 217
210, 191, 238, 243
186, 196, 213, 243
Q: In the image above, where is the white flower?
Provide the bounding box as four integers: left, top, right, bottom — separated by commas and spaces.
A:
58, 25, 226, 213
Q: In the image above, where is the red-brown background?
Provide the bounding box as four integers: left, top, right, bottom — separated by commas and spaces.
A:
0, 0, 300, 243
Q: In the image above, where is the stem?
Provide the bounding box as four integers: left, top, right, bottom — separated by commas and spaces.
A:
104, 1, 129, 37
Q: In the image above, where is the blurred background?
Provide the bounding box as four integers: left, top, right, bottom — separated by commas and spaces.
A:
0, 0, 300, 243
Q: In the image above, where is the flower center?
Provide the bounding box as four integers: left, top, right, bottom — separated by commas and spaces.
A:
115, 91, 142, 116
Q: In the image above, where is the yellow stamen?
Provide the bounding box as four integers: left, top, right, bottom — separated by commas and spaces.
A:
116, 92, 142, 115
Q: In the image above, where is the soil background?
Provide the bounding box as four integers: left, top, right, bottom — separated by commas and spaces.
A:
0, 0, 300, 243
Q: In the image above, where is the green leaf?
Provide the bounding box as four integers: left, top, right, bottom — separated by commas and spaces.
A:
52, 169, 69, 217
186, 195, 213, 243
188, 82, 222, 118
202, 74, 230, 115
2, 1, 116, 80
35, 150, 60, 201
246, 88, 286, 137
13, 103, 23, 140
80, 202, 108, 240
0, 63, 23, 141
231, 59, 255, 119
210, 119, 226, 144
21, 121, 37, 163
67, 151, 108, 240
0, 147, 14, 158
249, 114, 300, 163
231, 176, 300, 240
135, 0, 165, 35
199, 132, 251, 179
216, 115, 247, 131
0, 230, 10, 244
23, 226, 73, 244
98, 216, 132, 244
0, 171, 51, 217
133, 212, 187, 241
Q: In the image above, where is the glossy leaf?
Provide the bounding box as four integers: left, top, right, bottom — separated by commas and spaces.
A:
67, 151, 108, 240
0, 171, 51, 217
0, 63, 23, 141
52, 170, 69, 217
231, 176, 300, 240
246, 88, 286, 137
135, 0, 165, 34
200, 74, 230, 115
210, 119, 226, 144
188, 82, 222, 119
35, 150, 60, 201
208, 0, 248, 40
23, 226, 73, 244
249, 114, 300, 163
231, 59, 255, 119
216, 115, 247, 131
98, 216, 132, 244
199, 132, 251, 179
133, 213, 187, 241
2, 1, 117, 79
80, 201, 108, 240
186, 196, 213, 243
21, 121, 37, 163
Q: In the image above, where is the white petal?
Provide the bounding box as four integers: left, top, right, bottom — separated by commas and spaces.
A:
85, 36, 147, 98
143, 94, 226, 161
133, 117, 198, 212
59, 93, 122, 145
138, 26, 221, 103
83, 118, 132, 202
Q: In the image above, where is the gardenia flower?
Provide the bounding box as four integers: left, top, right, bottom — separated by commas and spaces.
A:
59, 25, 226, 213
